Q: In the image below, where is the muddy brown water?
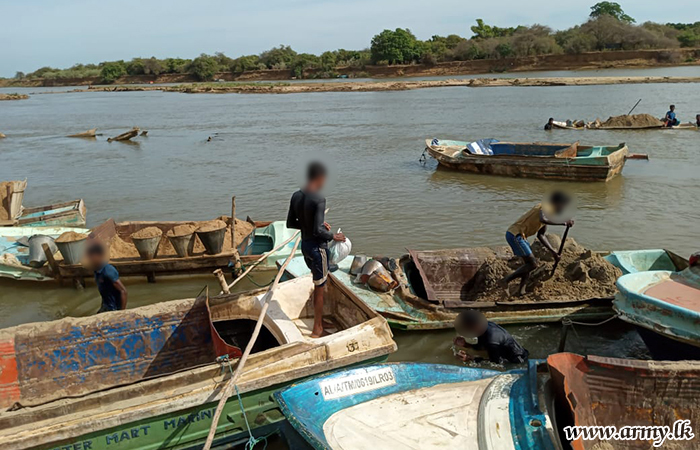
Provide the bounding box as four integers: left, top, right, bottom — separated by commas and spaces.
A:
1, 68, 698, 367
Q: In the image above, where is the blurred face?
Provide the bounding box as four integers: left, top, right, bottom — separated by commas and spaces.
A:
87, 251, 105, 269
309, 174, 326, 192
552, 201, 568, 215
670, 106, 675, 111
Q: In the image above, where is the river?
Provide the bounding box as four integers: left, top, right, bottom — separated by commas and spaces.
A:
1, 68, 698, 363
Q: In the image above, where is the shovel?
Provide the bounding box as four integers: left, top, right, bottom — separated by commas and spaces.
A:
550, 224, 571, 277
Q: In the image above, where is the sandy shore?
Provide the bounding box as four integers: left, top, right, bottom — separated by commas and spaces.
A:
37, 76, 700, 96
0, 93, 29, 101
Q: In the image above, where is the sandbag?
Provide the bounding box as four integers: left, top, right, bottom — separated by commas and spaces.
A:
329, 229, 351, 264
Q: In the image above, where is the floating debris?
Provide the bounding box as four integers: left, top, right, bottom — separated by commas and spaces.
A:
107, 127, 139, 142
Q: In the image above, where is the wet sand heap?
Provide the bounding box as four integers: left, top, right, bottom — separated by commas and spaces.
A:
55, 231, 88, 243
166, 224, 196, 237
196, 219, 227, 233
131, 227, 162, 239
591, 113, 663, 129
467, 235, 621, 303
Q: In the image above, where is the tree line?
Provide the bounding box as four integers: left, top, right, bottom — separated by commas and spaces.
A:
11, 2, 700, 84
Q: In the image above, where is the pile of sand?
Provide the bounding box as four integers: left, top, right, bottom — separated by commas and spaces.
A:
56, 231, 88, 243
593, 114, 663, 129
196, 220, 227, 233
131, 227, 163, 240
466, 236, 622, 303
166, 224, 196, 237
107, 219, 255, 261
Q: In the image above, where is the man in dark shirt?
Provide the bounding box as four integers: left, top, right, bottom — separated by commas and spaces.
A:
544, 118, 555, 130
86, 242, 128, 313
287, 161, 345, 337
453, 310, 528, 364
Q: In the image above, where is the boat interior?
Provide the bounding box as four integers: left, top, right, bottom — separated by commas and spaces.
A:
643, 267, 700, 312
488, 142, 622, 158
0, 275, 381, 433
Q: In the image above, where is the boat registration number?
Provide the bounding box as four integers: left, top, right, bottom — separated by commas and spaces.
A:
320, 367, 396, 400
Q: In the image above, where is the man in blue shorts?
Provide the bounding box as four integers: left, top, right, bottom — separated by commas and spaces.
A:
502, 191, 574, 296
86, 242, 128, 313
287, 162, 345, 337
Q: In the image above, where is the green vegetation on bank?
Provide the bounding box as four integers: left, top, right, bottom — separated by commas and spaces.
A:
8, 2, 700, 84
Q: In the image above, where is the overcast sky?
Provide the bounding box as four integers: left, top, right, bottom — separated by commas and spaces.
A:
0, 0, 695, 77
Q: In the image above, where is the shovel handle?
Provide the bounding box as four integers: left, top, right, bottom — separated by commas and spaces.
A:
551, 224, 571, 274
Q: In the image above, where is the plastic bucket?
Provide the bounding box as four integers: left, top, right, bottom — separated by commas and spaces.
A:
196, 228, 226, 255
132, 235, 162, 260
168, 233, 195, 258
55, 237, 86, 266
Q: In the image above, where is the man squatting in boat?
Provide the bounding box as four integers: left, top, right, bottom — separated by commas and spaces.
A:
453, 310, 529, 364
287, 162, 346, 338
502, 191, 575, 296
86, 241, 128, 313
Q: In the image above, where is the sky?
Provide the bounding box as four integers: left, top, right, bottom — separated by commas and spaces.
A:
0, 0, 695, 77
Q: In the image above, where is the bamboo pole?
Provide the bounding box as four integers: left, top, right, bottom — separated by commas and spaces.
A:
230, 196, 236, 252
202, 236, 301, 450
217, 230, 300, 295
213, 269, 230, 294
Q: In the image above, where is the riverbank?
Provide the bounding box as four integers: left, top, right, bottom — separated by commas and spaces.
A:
40, 76, 700, 95
0, 93, 28, 100
3, 48, 699, 88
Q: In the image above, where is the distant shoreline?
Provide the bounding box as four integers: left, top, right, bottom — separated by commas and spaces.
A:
3, 48, 699, 89
33, 76, 700, 96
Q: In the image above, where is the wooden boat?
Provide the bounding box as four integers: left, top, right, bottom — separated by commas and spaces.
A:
425, 139, 628, 182
603, 248, 687, 275
275, 361, 557, 450
614, 264, 700, 360
548, 353, 700, 450
0, 274, 397, 450
54, 219, 301, 286
16, 199, 87, 227
0, 226, 91, 281
285, 244, 646, 330
67, 128, 97, 138
552, 120, 585, 130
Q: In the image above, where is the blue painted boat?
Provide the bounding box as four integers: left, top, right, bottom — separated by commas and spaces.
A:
603, 249, 687, 275
0, 225, 90, 281
614, 265, 700, 360
16, 199, 87, 227
275, 361, 557, 450
425, 139, 628, 181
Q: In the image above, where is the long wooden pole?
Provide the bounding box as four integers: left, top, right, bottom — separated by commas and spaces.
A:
230, 196, 236, 253
202, 236, 301, 450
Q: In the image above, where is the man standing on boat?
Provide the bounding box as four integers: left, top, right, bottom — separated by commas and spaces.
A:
86, 241, 128, 313
287, 162, 345, 338
502, 191, 574, 296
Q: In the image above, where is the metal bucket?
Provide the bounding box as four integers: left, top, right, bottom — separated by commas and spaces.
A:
132, 235, 162, 260
350, 255, 368, 275
168, 233, 195, 258
28, 235, 58, 268
54, 237, 86, 266
196, 228, 226, 255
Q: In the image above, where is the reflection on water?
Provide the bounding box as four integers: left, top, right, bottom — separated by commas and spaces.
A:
0, 70, 698, 366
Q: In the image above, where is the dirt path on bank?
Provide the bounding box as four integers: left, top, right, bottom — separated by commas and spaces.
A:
35, 76, 700, 96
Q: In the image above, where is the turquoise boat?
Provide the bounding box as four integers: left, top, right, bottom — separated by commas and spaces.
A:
603, 249, 687, 275
15, 199, 87, 227
0, 225, 90, 281
275, 361, 556, 450
0, 275, 397, 449
425, 139, 628, 182
614, 264, 700, 360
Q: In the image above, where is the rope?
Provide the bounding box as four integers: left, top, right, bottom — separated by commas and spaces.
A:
562, 314, 619, 327
218, 356, 272, 450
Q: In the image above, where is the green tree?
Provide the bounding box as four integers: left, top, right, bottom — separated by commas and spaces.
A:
126, 58, 146, 75
164, 58, 190, 74
14, 71, 25, 80
259, 45, 297, 69
187, 54, 219, 81
471, 19, 517, 39
142, 57, 163, 75
590, 2, 635, 23
370, 28, 422, 64
100, 61, 126, 83
230, 55, 260, 73
290, 53, 320, 78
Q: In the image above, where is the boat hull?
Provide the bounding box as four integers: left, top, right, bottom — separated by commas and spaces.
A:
17, 199, 87, 227
614, 268, 700, 360
425, 140, 628, 182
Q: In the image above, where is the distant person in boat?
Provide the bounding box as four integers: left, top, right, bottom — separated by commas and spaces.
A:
665, 105, 679, 127
86, 242, 128, 313
453, 310, 528, 364
695, 114, 700, 127
544, 118, 555, 130
287, 161, 346, 338
502, 191, 574, 296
